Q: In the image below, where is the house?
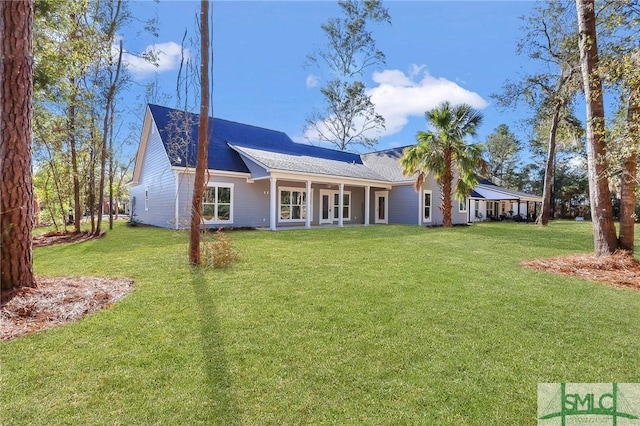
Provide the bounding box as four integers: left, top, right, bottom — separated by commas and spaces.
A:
129, 104, 541, 230
469, 179, 543, 222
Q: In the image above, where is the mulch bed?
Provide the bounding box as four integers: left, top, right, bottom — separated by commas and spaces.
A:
1, 276, 134, 340
1, 230, 129, 341
521, 250, 640, 291
32, 230, 104, 248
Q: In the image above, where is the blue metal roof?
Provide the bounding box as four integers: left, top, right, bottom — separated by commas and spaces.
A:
148, 104, 363, 173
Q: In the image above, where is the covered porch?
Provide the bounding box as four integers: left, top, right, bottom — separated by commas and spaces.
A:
229, 143, 392, 231
254, 174, 392, 231
468, 183, 543, 223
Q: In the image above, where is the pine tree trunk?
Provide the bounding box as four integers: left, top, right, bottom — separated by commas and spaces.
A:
189, 0, 211, 265
576, 0, 618, 256
96, 39, 123, 236
0, 0, 36, 292
69, 88, 82, 234
618, 79, 640, 251
540, 102, 561, 226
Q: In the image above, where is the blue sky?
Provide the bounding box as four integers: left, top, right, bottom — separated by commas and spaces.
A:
121, 1, 539, 155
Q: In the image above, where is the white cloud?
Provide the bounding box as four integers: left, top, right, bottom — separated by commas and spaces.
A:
368, 65, 488, 136
303, 64, 488, 144
306, 74, 320, 89
120, 41, 189, 80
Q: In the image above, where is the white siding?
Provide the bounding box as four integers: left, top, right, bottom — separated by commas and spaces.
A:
129, 121, 177, 228
176, 173, 270, 228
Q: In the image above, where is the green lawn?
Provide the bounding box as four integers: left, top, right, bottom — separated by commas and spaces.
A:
2, 221, 640, 425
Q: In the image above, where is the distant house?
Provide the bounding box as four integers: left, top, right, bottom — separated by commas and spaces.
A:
469, 179, 543, 222
129, 104, 541, 230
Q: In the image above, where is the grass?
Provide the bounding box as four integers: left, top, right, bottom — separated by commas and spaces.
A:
2, 221, 640, 425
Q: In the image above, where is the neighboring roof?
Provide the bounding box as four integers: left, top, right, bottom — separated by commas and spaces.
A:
229, 144, 390, 182
475, 178, 542, 201
361, 146, 415, 183
148, 104, 363, 174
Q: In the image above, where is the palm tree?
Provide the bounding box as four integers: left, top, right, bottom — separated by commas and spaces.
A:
400, 102, 486, 227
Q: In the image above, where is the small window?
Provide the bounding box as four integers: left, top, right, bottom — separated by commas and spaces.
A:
458, 198, 467, 213
423, 190, 432, 222
203, 183, 233, 223
279, 187, 310, 222
145, 188, 149, 211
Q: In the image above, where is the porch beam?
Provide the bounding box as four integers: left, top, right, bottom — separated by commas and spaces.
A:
270, 177, 277, 231
364, 185, 370, 225
305, 180, 311, 229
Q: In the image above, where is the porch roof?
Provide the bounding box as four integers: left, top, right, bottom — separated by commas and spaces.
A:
229, 144, 391, 182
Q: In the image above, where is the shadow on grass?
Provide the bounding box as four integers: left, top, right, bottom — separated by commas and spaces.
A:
190, 268, 239, 425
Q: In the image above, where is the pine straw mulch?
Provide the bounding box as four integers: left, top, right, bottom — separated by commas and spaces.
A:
1, 276, 134, 340
32, 230, 104, 247
521, 250, 640, 291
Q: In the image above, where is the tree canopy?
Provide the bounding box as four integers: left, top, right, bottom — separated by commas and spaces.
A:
400, 102, 486, 227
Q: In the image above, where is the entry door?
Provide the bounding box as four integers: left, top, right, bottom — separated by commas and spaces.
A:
320, 190, 333, 224
375, 191, 388, 224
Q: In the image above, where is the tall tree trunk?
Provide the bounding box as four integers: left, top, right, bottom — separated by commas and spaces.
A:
619, 80, 640, 251
96, 39, 123, 236
108, 108, 115, 228
540, 102, 561, 225
189, 0, 211, 265
576, 0, 618, 256
0, 0, 36, 292
88, 111, 97, 234
69, 85, 82, 234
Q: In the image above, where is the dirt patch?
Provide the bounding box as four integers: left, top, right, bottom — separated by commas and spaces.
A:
33, 230, 104, 248
521, 250, 640, 290
1, 276, 134, 340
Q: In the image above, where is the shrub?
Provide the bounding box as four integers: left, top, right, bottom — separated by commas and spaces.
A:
201, 228, 240, 268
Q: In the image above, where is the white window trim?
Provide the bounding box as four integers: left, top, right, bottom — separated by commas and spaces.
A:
203, 182, 234, 224
423, 190, 432, 223
278, 186, 312, 223
458, 198, 467, 213
144, 188, 149, 211
333, 190, 352, 221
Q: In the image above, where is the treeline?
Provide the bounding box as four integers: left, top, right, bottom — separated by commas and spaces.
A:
32, 0, 156, 234
486, 0, 639, 231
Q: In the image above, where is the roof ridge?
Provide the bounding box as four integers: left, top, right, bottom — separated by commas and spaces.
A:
362, 145, 413, 155
147, 104, 291, 137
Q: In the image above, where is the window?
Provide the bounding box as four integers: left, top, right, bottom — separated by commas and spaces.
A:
423, 190, 432, 222
279, 187, 308, 221
487, 201, 495, 218
332, 192, 351, 221
144, 188, 149, 211
203, 183, 233, 223
459, 198, 467, 213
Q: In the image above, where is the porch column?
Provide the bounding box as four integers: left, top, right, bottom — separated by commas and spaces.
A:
338, 183, 344, 227
270, 177, 277, 231
364, 185, 370, 225
305, 180, 312, 229
468, 198, 472, 223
